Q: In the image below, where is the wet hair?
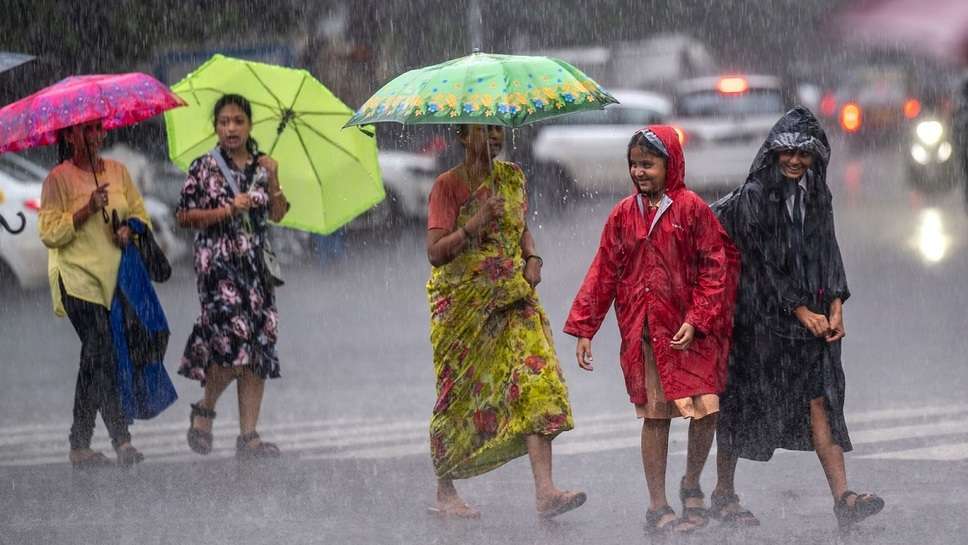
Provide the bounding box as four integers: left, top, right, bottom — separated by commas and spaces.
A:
213, 94, 259, 155
57, 128, 73, 163
627, 130, 667, 166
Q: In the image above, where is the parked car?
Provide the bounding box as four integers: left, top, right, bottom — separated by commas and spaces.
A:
0, 157, 46, 291
669, 74, 790, 193
528, 89, 671, 202
0, 153, 186, 292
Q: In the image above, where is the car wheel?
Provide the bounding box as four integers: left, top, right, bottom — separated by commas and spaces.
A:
528, 162, 578, 218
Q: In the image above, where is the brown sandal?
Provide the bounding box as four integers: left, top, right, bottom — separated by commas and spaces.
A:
235, 431, 280, 460
69, 448, 113, 469
113, 443, 144, 467
537, 490, 587, 519
834, 490, 884, 530
187, 402, 215, 455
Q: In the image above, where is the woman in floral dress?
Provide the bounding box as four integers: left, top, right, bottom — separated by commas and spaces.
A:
176, 94, 289, 460
425, 124, 585, 519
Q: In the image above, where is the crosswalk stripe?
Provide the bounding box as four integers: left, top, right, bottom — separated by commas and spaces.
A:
857, 442, 968, 461
2, 405, 967, 467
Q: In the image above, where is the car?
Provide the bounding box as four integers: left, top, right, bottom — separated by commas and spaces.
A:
0, 153, 187, 292
348, 150, 438, 230
669, 74, 790, 193
0, 156, 46, 291
528, 89, 672, 200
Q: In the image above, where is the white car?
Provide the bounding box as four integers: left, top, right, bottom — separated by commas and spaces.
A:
530, 89, 672, 196
349, 150, 438, 229
0, 157, 47, 290
0, 153, 186, 292
670, 75, 790, 192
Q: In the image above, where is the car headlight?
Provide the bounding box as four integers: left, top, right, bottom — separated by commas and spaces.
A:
915, 120, 944, 146
938, 141, 953, 162
910, 143, 930, 165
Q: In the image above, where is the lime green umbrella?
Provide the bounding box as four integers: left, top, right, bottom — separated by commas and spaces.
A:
165, 54, 383, 235
345, 51, 618, 128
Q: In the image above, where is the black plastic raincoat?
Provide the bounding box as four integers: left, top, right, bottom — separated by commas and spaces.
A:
713, 107, 852, 461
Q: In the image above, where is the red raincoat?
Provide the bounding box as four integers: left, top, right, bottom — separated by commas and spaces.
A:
563, 125, 739, 404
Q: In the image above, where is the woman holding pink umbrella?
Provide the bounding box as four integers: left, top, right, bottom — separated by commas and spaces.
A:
0, 72, 185, 468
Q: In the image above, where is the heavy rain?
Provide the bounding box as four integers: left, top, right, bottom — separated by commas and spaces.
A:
1, 1, 966, 544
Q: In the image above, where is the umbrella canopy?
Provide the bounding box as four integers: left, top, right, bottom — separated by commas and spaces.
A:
345, 51, 618, 128
165, 54, 383, 236
0, 73, 185, 153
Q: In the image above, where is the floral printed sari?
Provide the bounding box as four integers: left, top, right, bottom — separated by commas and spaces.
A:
427, 161, 573, 480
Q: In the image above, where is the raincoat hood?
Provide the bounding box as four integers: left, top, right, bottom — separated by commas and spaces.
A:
748, 107, 830, 186
628, 125, 686, 195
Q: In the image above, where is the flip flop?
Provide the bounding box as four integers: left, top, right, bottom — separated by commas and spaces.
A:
538, 490, 587, 519
427, 502, 481, 519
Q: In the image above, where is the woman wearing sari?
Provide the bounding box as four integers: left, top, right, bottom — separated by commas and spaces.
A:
425, 124, 585, 519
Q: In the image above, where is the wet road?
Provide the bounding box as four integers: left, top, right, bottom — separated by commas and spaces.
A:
2, 139, 967, 544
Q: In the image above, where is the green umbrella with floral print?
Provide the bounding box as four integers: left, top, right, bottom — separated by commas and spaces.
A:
344, 51, 618, 128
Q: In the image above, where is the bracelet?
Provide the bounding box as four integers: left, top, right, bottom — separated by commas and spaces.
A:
457, 226, 468, 239
525, 254, 543, 265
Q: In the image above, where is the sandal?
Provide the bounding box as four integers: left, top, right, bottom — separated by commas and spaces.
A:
709, 491, 760, 527
537, 490, 587, 519
677, 476, 709, 531
69, 448, 113, 469
113, 443, 144, 467
645, 505, 678, 534
833, 490, 884, 530
187, 402, 216, 455
235, 431, 281, 460
427, 501, 482, 519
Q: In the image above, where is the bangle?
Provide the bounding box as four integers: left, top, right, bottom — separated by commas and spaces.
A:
457, 226, 468, 239
525, 254, 543, 266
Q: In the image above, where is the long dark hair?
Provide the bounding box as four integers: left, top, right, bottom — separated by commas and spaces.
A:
213, 94, 259, 155
57, 128, 73, 163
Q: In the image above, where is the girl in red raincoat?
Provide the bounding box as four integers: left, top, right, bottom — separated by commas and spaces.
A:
564, 126, 739, 533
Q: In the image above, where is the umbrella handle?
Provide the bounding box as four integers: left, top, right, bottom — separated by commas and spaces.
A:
81, 136, 110, 223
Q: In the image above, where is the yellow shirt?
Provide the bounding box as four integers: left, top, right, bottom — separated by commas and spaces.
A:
38, 159, 150, 317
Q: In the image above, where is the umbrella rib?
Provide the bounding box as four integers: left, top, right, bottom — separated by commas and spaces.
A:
293, 119, 373, 175
245, 64, 286, 112
289, 123, 327, 226
175, 86, 279, 113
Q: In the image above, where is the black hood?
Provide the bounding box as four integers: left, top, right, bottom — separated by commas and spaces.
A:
748, 106, 831, 187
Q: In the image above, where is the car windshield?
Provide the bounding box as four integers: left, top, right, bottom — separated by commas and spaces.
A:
675, 89, 785, 117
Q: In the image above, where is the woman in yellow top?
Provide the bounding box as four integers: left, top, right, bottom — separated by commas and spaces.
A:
38, 119, 150, 468
425, 124, 585, 519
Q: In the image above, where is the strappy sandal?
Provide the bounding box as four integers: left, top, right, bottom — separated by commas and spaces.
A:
537, 490, 587, 519
833, 490, 885, 530
645, 505, 678, 534
677, 476, 709, 532
69, 448, 113, 470
187, 402, 216, 455
113, 443, 144, 467
709, 491, 760, 527
235, 431, 281, 460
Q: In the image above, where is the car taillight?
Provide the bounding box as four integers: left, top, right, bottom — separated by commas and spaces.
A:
820, 93, 837, 118
903, 98, 921, 119
672, 126, 688, 147
717, 77, 749, 94
840, 103, 862, 133
23, 198, 41, 212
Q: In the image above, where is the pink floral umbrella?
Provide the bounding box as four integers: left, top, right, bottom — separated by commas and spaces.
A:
0, 72, 184, 222
0, 72, 185, 153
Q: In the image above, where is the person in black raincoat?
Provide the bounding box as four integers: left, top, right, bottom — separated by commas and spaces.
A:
710, 107, 884, 530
